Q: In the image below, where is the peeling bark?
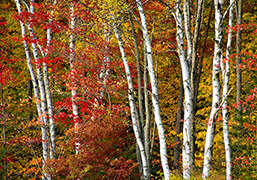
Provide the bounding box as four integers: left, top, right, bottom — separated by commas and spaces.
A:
70, 2, 80, 154
173, 1, 193, 178
202, 0, 223, 178
15, 1, 50, 179
136, 0, 170, 179
222, 1, 234, 179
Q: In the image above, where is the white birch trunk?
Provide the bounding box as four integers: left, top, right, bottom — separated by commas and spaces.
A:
15, 1, 49, 179
136, 1, 170, 179
70, 3, 80, 154
28, 4, 50, 176
43, 52, 55, 160
33, 22, 56, 161
189, 0, 205, 168
173, 1, 193, 179
94, 25, 110, 106
44, 0, 56, 160
202, 0, 223, 178
183, 0, 192, 63
113, 24, 150, 180
222, 1, 234, 179
30, 0, 56, 160
100, 25, 110, 102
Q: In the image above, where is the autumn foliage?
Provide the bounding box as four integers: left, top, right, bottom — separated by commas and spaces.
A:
0, 0, 256, 179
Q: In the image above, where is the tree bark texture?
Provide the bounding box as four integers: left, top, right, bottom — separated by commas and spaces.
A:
173, 1, 193, 178
202, 0, 223, 178
136, 1, 170, 179
221, 1, 234, 179
114, 23, 150, 180
15, 1, 50, 179
70, 2, 80, 154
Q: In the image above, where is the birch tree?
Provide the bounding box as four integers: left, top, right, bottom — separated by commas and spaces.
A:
202, 0, 224, 178
136, 0, 170, 179
126, 2, 152, 173
221, 1, 234, 179
28, 0, 56, 161
173, 1, 193, 178
113, 22, 150, 180
69, 2, 80, 154
99, 25, 110, 104
189, 0, 205, 167
27, 2, 50, 172
44, 0, 57, 160
15, 0, 51, 179
127, 10, 145, 176
27, 0, 56, 160
163, 0, 205, 176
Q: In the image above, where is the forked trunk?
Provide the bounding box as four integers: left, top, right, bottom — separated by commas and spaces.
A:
221, 0, 234, 179
114, 23, 150, 180
202, 0, 223, 178
173, 1, 193, 178
136, 0, 170, 179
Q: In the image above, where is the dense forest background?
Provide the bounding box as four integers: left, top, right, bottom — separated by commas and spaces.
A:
0, 0, 256, 179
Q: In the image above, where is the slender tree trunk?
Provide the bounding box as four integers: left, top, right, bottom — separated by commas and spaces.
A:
28, 4, 51, 177
135, 24, 144, 141
44, 33, 55, 160
190, 0, 205, 168
202, 0, 223, 178
70, 2, 80, 154
173, 1, 193, 178
15, 1, 49, 179
236, 0, 242, 118
44, 0, 56, 159
128, 1, 144, 138
128, 11, 145, 177
221, 1, 234, 179
183, 0, 193, 64
144, 45, 151, 173
113, 23, 150, 180
99, 25, 111, 104
35, 0, 56, 159
174, 76, 184, 170
136, 1, 170, 179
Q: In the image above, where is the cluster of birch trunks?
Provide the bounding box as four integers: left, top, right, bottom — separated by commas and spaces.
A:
14, 0, 243, 179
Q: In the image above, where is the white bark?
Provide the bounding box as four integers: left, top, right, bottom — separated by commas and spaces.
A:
190, 0, 205, 168
114, 24, 150, 180
15, 1, 49, 179
183, 0, 192, 63
173, 1, 193, 179
43, 53, 55, 160
44, 0, 56, 160
222, 1, 234, 179
136, 1, 170, 179
202, 0, 223, 178
98, 25, 110, 104
28, 3, 50, 176
70, 3, 80, 154
29, 0, 56, 160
